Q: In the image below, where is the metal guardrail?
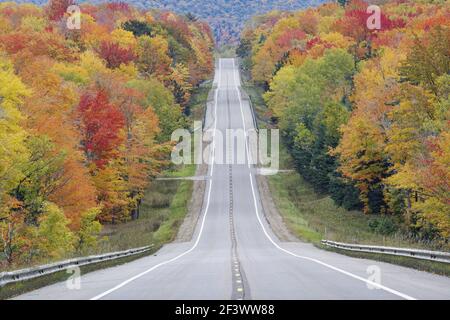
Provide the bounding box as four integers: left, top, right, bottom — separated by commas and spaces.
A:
0, 245, 153, 287
321, 240, 450, 264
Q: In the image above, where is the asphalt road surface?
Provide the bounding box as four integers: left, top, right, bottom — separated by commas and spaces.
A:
15, 59, 450, 300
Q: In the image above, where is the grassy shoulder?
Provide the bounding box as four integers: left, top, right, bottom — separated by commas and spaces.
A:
152, 167, 195, 244
99, 164, 196, 252
242, 78, 450, 276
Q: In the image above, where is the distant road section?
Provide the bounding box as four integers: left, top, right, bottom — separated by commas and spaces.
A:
15, 59, 450, 300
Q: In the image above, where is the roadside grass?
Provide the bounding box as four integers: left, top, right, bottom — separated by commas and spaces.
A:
163, 163, 196, 178
241, 83, 270, 125
242, 77, 450, 276
152, 178, 193, 244
186, 83, 212, 126
241, 83, 265, 110
99, 173, 194, 252
268, 163, 445, 249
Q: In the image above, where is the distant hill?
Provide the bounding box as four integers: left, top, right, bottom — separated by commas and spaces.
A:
3, 0, 328, 45
140, 0, 328, 46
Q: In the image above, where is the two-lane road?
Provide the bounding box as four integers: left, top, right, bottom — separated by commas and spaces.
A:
15, 59, 450, 300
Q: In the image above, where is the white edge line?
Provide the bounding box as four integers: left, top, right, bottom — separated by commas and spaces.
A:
231, 58, 416, 301
90, 61, 222, 301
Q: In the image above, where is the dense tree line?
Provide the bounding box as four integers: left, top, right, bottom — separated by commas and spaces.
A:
238, 0, 449, 242
0, 0, 214, 266
6, 0, 329, 46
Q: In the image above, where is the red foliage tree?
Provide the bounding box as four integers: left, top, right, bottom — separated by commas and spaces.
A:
0, 33, 30, 54
78, 89, 125, 168
97, 41, 136, 69
334, 6, 405, 43
306, 37, 333, 51
276, 29, 306, 48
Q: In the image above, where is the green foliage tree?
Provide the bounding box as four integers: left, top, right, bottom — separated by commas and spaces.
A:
400, 26, 449, 97
127, 78, 184, 141
34, 202, 75, 260
122, 20, 153, 37
0, 56, 30, 206
12, 136, 66, 225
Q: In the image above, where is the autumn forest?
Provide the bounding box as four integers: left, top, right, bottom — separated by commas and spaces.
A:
0, 0, 449, 272
238, 0, 449, 244
0, 0, 214, 267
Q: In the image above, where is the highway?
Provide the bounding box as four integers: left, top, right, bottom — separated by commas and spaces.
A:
15, 59, 450, 300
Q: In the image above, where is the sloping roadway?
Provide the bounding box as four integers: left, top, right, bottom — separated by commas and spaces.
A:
15, 59, 450, 300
